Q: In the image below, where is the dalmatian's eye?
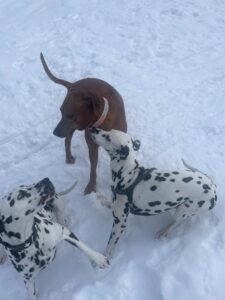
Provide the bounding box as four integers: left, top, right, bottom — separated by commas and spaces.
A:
17, 190, 31, 200
102, 134, 111, 142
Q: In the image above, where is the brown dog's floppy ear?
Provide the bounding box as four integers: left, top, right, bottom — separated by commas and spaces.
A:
83, 92, 101, 113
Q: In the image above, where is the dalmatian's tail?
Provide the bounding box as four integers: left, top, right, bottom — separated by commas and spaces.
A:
182, 158, 217, 196
181, 159, 199, 172
182, 158, 213, 181
58, 180, 78, 196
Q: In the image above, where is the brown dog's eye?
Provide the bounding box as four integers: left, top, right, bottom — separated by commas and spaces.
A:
84, 96, 92, 102
66, 114, 74, 120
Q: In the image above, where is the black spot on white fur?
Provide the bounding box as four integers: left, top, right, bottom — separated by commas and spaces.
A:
102, 134, 111, 142
198, 200, 205, 207
17, 190, 31, 200
182, 177, 193, 183
165, 201, 178, 207
116, 145, 129, 160
150, 185, 157, 191
148, 201, 161, 207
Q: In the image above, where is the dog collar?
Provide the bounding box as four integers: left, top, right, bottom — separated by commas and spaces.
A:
0, 218, 38, 252
92, 97, 109, 128
113, 167, 156, 203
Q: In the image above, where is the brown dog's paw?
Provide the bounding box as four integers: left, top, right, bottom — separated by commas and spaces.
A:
84, 182, 96, 195
66, 155, 76, 164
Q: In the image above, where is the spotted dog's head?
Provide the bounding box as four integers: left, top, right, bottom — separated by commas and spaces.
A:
0, 178, 55, 242
91, 128, 140, 161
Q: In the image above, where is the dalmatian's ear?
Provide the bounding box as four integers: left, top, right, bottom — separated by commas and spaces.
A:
132, 139, 141, 151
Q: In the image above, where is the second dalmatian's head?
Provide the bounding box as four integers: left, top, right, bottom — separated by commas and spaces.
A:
91, 128, 140, 161
0, 178, 56, 241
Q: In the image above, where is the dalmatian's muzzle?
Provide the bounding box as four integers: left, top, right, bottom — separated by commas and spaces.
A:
35, 177, 55, 205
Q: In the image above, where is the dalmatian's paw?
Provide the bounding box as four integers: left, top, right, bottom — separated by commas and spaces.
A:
155, 229, 169, 240
61, 216, 70, 227
97, 194, 112, 209
91, 252, 110, 269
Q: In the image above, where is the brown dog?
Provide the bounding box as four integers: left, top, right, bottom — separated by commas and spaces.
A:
40, 53, 127, 194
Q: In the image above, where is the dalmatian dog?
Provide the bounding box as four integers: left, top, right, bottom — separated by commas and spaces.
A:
0, 178, 109, 300
91, 128, 217, 260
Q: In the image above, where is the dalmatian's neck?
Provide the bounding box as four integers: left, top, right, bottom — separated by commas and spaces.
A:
110, 148, 140, 191
1, 216, 34, 246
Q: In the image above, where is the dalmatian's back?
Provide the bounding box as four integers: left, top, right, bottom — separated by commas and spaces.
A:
131, 169, 217, 215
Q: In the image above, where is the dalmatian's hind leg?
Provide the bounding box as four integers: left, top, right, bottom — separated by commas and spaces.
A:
155, 220, 178, 239
155, 201, 198, 239
156, 186, 217, 239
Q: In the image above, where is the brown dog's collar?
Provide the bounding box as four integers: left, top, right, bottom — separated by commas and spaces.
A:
92, 97, 109, 128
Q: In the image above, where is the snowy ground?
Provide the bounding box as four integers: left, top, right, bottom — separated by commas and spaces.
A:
0, 0, 225, 299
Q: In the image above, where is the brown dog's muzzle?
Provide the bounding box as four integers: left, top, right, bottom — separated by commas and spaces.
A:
53, 119, 72, 138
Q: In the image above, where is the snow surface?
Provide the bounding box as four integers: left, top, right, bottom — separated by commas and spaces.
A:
0, 0, 225, 299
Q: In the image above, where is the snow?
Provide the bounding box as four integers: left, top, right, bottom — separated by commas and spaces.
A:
0, 0, 225, 299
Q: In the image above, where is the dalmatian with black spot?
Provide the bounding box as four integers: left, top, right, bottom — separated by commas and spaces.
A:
91, 128, 217, 260
0, 178, 108, 300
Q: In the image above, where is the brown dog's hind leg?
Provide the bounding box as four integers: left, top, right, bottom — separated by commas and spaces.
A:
65, 130, 75, 164
84, 129, 99, 194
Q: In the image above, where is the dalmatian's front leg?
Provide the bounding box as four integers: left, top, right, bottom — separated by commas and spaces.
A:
105, 194, 130, 260
63, 227, 109, 268
24, 279, 37, 300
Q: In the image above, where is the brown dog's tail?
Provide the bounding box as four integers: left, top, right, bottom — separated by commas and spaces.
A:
40, 52, 72, 89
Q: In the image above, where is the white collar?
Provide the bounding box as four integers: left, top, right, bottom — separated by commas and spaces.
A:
92, 97, 109, 127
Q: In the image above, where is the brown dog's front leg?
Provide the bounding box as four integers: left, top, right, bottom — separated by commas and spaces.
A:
84, 129, 99, 194
65, 130, 75, 164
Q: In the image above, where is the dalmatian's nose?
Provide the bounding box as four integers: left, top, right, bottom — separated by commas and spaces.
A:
91, 127, 100, 134
35, 178, 51, 191
41, 178, 51, 185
